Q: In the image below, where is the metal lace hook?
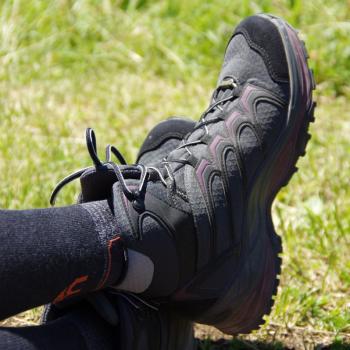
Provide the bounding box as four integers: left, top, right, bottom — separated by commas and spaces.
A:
108, 162, 134, 200
137, 164, 148, 193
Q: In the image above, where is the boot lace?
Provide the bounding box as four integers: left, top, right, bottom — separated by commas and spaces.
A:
50, 128, 165, 209
162, 77, 240, 175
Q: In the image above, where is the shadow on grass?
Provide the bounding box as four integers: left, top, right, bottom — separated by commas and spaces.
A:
197, 338, 350, 350
198, 338, 285, 349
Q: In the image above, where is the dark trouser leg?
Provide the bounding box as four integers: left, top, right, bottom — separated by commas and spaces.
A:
0, 306, 117, 350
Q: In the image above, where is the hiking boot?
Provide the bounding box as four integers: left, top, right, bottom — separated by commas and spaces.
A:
51, 14, 315, 335
120, 14, 314, 334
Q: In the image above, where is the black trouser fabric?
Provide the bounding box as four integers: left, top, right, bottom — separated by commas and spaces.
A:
0, 306, 117, 350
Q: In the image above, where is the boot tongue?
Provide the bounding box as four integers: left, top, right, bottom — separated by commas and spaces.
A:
80, 165, 118, 202
79, 164, 152, 203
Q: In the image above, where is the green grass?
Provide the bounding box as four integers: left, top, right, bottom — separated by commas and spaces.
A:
0, 0, 349, 348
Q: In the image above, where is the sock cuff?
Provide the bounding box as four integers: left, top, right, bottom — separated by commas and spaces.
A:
81, 200, 126, 288
81, 201, 119, 244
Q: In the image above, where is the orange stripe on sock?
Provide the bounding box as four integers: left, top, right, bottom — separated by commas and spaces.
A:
97, 236, 121, 290
53, 275, 89, 304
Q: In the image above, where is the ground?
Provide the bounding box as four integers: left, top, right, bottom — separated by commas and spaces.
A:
0, 1, 349, 349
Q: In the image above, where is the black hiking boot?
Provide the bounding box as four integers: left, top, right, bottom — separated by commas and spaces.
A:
51, 14, 315, 335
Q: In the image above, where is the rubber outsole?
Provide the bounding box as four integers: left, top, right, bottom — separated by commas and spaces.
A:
196, 15, 316, 335
237, 14, 316, 334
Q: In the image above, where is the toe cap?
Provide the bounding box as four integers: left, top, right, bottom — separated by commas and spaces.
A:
233, 15, 289, 83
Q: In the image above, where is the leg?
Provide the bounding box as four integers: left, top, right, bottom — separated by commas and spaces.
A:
0, 202, 126, 320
